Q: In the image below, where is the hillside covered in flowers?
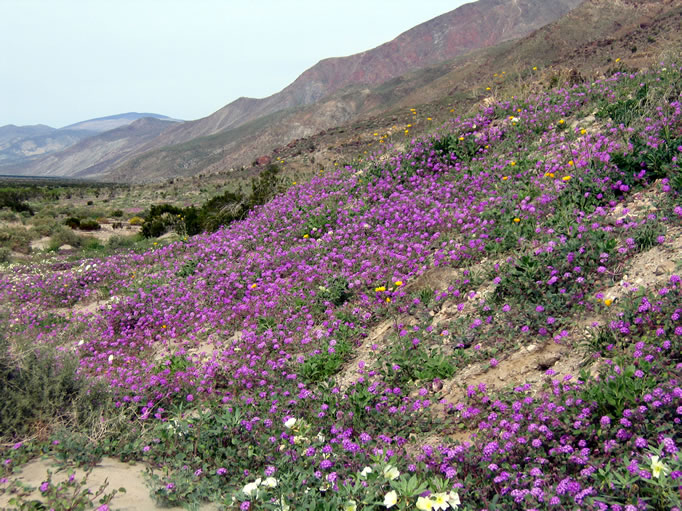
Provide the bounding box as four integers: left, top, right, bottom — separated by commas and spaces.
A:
1, 63, 681, 510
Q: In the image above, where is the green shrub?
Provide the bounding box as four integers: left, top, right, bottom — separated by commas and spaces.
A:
0, 227, 33, 254
107, 235, 138, 250
64, 217, 81, 229
78, 219, 101, 231
0, 247, 11, 263
48, 226, 83, 250
0, 334, 114, 440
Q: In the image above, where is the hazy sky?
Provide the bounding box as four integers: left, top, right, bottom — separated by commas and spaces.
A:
1, 0, 468, 128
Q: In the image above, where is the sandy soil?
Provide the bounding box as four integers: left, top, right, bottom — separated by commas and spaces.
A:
0, 457, 219, 511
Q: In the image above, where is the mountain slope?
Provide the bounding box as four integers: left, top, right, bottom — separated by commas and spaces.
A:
0, 113, 179, 171
2, 117, 178, 178
4, 0, 582, 181
110, 0, 682, 182
61, 112, 181, 133
0, 124, 96, 167
148, 0, 583, 147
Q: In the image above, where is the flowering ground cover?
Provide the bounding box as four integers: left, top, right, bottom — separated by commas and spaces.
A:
1, 63, 681, 510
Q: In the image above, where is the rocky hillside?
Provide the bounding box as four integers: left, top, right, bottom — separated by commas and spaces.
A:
111, 0, 682, 183
151, 0, 583, 146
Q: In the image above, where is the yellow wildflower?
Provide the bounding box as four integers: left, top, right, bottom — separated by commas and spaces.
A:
568, 160, 574, 166
303, 234, 309, 239
375, 286, 386, 292
427, 117, 432, 121
513, 218, 521, 223
394, 280, 403, 287
562, 176, 572, 182
251, 283, 257, 289
502, 176, 509, 181
615, 58, 621, 63
510, 161, 516, 166
486, 87, 491, 91
580, 128, 587, 135
604, 299, 613, 306
558, 119, 565, 125
532, 66, 537, 71
386, 297, 391, 303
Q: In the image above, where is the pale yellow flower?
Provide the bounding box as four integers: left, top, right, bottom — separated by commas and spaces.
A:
383, 490, 398, 508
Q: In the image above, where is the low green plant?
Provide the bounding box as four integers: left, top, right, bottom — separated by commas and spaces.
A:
578, 358, 657, 418
301, 339, 352, 383
8, 468, 125, 511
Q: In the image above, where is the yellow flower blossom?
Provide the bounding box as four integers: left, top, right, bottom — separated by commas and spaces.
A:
385, 297, 391, 303
375, 286, 386, 292
532, 66, 538, 71
502, 176, 509, 181
251, 283, 257, 289
604, 299, 613, 306
510, 161, 516, 166
394, 280, 403, 286
562, 176, 572, 182
580, 128, 587, 135
513, 218, 521, 223
568, 160, 574, 166
615, 58, 621, 63
558, 119, 565, 125
303, 234, 309, 239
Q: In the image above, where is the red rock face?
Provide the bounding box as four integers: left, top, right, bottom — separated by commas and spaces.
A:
280, 0, 583, 103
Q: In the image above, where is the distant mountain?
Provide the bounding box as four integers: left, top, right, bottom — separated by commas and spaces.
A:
61, 112, 181, 133
0, 113, 180, 171
1, 117, 178, 178
0, 124, 96, 167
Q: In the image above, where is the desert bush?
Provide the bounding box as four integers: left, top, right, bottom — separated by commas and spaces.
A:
107, 234, 138, 250
64, 217, 81, 229
78, 219, 101, 231
0, 247, 11, 263
0, 226, 33, 254
48, 226, 83, 250
129, 216, 144, 226
0, 334, 114, 440
0, 209, 19, 222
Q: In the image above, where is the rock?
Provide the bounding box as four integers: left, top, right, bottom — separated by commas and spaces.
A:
255, 155, 271, 166
58, 244, 74, 251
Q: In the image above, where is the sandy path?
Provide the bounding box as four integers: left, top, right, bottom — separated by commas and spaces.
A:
0, 457, 219, 511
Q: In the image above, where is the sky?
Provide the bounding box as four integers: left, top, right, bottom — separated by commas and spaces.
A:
1, 0, 469, 128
